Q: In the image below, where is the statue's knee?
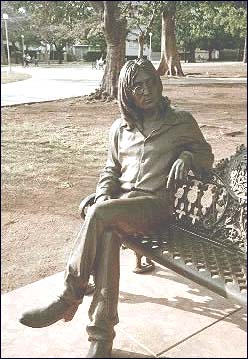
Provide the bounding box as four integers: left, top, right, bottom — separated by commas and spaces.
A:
87, 202, 106, 221
89, 201, 116, 225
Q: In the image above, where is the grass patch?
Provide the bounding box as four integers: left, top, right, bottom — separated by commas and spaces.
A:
1, 117, 108, 188
1, 71, 32, 84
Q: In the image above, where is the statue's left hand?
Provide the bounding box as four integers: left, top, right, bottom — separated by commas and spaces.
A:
166, 152, 192, 189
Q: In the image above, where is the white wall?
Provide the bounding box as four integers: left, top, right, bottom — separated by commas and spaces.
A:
126, 40, 149, 57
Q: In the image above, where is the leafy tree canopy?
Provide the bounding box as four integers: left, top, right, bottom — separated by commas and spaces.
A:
2, 1, 246, 54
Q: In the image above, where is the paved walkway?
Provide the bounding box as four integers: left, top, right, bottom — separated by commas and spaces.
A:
1, 65, 103, 106
1, 62, 246, 107
2, 249, 246, 358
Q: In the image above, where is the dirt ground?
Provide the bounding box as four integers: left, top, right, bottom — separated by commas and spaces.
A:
1, 63, 247, 293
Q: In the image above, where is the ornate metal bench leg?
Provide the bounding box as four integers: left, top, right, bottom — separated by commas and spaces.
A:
133, 252, 155, 274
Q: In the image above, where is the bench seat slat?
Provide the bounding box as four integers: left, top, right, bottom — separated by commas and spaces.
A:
123, 224, 247, 306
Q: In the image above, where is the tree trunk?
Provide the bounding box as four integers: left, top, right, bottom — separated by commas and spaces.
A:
157, 4, 184, 77
54, 43, 64, 64
44, 46, 50, 65
12, 44, 18, 64
208, 48, 213, 61
100, 1, 127, 98
58, 49, 63, 64
1, 28, 7, 64
189, 46, 196, 63
138, 32, 145, 58
243, 35, 247, 63
101, 41, 125, 98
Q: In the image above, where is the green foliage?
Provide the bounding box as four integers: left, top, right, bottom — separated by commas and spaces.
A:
176, 1, 246, 52
2, 1, 99, 50
2, 1, 246, 60
18, 1, 107, 55
1, 1, 39, 48
86, 27, 106, 52
120, 1, 246, 55
214, 1, 246, 38
140, 1, 246, 57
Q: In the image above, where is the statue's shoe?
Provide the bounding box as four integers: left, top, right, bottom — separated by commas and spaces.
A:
19, 296, 80, 328
86, 340, 113, 358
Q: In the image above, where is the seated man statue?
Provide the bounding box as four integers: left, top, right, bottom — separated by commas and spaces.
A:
19, 58, 214, 358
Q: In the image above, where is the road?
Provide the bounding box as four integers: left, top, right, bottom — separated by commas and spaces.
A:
1, 62, 246, 106
1, 64, 104, 106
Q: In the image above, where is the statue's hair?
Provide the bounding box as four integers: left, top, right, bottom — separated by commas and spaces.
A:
118, 58, 170, 129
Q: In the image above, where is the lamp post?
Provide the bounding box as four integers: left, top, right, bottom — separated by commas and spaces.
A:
21, 34, 25, 66
3, 13, 11, 72
149, 32, 152, 61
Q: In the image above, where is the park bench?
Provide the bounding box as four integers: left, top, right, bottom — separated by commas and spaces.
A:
79, 144, 247, 307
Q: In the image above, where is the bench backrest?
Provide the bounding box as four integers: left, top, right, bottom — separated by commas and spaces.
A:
173, 145, 247, 254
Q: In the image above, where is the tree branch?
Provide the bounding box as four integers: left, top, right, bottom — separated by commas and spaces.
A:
144, 5, 157, 37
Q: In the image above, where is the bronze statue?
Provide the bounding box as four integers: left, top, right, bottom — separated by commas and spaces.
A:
19, 58, 214, 358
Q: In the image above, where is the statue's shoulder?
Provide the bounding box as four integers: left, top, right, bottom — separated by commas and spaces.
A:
109, 117, 123, 136
112, 117, 123, 127
166, 106, 195, 125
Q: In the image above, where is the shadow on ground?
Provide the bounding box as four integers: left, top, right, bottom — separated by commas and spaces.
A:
119, 267, 246, 332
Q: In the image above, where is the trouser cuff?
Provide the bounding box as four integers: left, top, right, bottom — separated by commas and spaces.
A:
87, 322, 116, 342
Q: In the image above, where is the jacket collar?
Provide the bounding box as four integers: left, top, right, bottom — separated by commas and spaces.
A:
119, 105, 187, 131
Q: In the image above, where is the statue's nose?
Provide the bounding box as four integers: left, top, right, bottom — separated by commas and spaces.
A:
143, 83, 150, 95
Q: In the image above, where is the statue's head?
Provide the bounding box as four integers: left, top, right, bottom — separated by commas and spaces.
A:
118, 58, 168, 128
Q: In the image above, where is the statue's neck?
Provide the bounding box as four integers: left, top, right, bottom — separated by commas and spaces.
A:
143, 107, 160, 124
140, 107, 163, 137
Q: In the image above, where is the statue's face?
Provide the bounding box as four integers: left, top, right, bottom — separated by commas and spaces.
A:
131, 69, 161, 110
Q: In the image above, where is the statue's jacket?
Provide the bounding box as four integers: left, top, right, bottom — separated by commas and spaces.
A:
95, 106, 214, 201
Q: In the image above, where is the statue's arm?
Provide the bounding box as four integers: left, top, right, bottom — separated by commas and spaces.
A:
95, 120, 121, 202
166, 112, 214, 188
177, 112, 214, 174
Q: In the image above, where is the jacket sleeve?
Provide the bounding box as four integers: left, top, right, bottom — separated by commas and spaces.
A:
177, 111, 214, 174
95, 120, 122, 201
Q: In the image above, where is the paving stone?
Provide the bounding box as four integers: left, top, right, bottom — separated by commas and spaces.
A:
158, 309, 247, 358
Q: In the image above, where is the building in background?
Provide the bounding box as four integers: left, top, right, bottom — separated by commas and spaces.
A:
72, 43, 101, 61
125, 29, 149, 59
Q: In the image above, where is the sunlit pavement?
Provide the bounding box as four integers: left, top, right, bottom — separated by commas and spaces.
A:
1, 64, 104, 106
1, 249, 246, 358
1, 62, 246, 107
